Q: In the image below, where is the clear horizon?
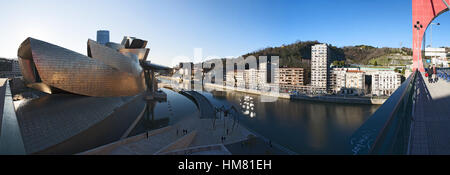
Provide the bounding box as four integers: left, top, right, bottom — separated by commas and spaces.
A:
0, 0, 449, 66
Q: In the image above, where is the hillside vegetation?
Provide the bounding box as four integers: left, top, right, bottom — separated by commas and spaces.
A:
240, 41, 413, 68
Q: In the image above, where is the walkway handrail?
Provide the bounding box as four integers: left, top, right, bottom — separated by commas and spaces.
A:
350, 70, 418, 155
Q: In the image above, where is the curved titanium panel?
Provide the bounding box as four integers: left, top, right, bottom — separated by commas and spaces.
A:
105, 42, 125, 51
15, 93, 143, 154
17, 58, 37, 84
121, 36, 133, 48
17, 39, 38, 84
17, 37, 146, 97
118, 48, 150, 61
88, 39, 142, 76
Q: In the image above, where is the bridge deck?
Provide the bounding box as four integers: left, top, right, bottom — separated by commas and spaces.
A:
410, 72, 450, 154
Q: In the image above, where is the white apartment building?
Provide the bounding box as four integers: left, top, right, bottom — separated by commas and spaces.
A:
235, 70, 245, 88
344, 70, 365, 95
244, 68, 260, 90
179, 62, 193, 82
371, 71, 402, 96
226, 71, 236, 87
330, 68, 365, 95
311, 44, 330, 93
224, 58, 279, 92
331, 68, 347, 93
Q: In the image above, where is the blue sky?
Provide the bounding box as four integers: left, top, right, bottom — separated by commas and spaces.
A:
0, 0, 449, 66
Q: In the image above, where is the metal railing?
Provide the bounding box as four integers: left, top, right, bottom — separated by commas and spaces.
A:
350, 70, 418, 155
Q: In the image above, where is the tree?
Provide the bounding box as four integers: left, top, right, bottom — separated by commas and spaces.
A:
332, 60, 345, 67
373, 61, 378, 66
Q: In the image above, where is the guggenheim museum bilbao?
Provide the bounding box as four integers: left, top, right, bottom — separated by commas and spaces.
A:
17, 31, 150, 97
0, 31, 167, 155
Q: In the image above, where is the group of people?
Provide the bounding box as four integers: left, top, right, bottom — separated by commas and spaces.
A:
221, 136, 226, 143
426, 64, 438, 83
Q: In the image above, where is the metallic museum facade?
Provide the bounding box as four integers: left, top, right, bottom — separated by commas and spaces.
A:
17, 35, 151, 97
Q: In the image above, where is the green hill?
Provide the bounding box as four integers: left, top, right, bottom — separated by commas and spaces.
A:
240, 41, 412, 68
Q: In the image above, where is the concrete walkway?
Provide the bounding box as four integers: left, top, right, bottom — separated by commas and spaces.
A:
107, 115, 199, 155
108, 126, 186, 155
106, 112, 252, 155
410, 72, 450, 154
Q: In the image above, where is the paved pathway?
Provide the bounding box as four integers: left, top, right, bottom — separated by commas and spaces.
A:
108, 115, 199, 155
107, 111, 251, 154
109, 126, 185, 155
410, 72, 450, 154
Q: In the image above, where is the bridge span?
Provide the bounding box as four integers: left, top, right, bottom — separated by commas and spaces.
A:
179, 91, 216, 119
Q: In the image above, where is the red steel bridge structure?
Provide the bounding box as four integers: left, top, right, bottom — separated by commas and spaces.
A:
412, 0, 449, 72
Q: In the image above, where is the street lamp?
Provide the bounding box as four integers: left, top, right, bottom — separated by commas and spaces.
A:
414, 21, 423, 69
430, 22, 440, 48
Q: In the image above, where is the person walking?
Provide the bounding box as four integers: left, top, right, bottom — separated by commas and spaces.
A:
433, 64, 438, 83
427, 65, 433, 83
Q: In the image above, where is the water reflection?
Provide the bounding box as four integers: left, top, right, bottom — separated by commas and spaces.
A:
239, 96, 256, 118
307, 104, 327, 150
128, 99, 170, 137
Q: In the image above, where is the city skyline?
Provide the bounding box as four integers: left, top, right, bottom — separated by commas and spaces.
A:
0, 0, 449, 67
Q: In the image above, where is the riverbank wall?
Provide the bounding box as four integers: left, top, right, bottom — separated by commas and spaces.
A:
158, 76, 386, 105
291, 95, 386, 105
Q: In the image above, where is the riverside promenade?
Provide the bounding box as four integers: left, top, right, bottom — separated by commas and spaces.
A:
81, 112, 253, 155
